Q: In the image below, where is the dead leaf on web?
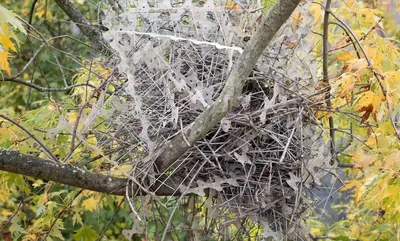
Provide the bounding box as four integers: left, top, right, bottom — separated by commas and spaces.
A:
179, 177, 240, 196
123, 213, 144, 239
221, 118, 231, 132
234, 152, 252, 166
261, 221, 279, 240
286, 172, 301, 192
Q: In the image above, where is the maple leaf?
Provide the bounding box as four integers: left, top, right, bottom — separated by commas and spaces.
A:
356, 91, 383, 123
352, 152, 376, 169
225, 1, 240, 11
0, 25, 17, 52
82, 197, 98, 212
343, 58, 368, 73
358, 104, 374, 124
0, 50, 11, 76
337, 73, 358, 102
336, 51, 353, 61
74, 226, 99, 241
0, 6, 26, 34
72, 213, 83, 226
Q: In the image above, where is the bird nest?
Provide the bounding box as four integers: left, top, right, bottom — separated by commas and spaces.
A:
97, 0, 325, 239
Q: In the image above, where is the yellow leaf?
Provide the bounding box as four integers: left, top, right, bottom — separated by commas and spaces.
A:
357, 8, 383, 28
356, 91, 383, 123
0, 25, 17, 52
0, 50, 11, 75
382, 150, 400, 169
1, 209, 13, 216
341, 180, 360, 191
35, 10, 45, 18
111, 164, 131, 176
225, 1, 240, 10
384, 71, 400, 92
352, 152, 376, 169
337, 73, 358, 102
310, 2, 323, 25
82, 197, 98, 212
292, 12, 303, 29
336, 51, 353, 61
365, 46, 383, 66
344, 58, 368, 73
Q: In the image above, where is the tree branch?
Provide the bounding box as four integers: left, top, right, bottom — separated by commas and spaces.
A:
155, 0, 301, 172
0, 149, 178, 196
322, 0, 336, 165
53, 0, 112, 55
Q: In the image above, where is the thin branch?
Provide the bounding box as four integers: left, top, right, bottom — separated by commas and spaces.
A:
322, 0, 336, 165
53, 0, 112, 55
155, 0, 302, 172
0, 114, 58, 162
96, 199, 124, 241
1, 34, 97, 91
1, 79, 94, 92
0, 194, 25, 233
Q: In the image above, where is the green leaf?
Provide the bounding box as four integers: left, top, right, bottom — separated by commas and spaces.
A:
332, 235, 351, 241
72, 213, 83, 226
0, 5, 26, 34
9, 221, 28, 235
74, 226, 99, 241
36, 203, 46, 217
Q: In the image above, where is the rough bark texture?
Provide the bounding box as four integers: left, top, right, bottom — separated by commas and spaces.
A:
155, 0, 302, 172
54, 0, 112, 54
0, 149, 178, 196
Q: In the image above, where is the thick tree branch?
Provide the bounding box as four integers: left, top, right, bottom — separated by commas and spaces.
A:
155, 0, 301, 172
53, 0, 112, 54
0, 149, 178, 196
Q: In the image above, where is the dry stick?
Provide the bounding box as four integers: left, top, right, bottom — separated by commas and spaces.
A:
0, 114, 58, 162
155, 0, 302, 172
329, 12, 400, 141
322, 0, 336, 165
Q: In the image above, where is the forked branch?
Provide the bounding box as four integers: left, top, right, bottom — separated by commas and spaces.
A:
155, 0, 302, 172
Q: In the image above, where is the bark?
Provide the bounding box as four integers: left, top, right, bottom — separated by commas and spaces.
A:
54, 0, 112, 54
0, 149, 178, 196
155, 0, 301, 172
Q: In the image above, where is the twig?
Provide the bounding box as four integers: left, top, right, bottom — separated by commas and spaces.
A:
0, 194, 25, 233
0, 114, 58, 162
96, 198, 124, 241
40, 189, 83, 241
